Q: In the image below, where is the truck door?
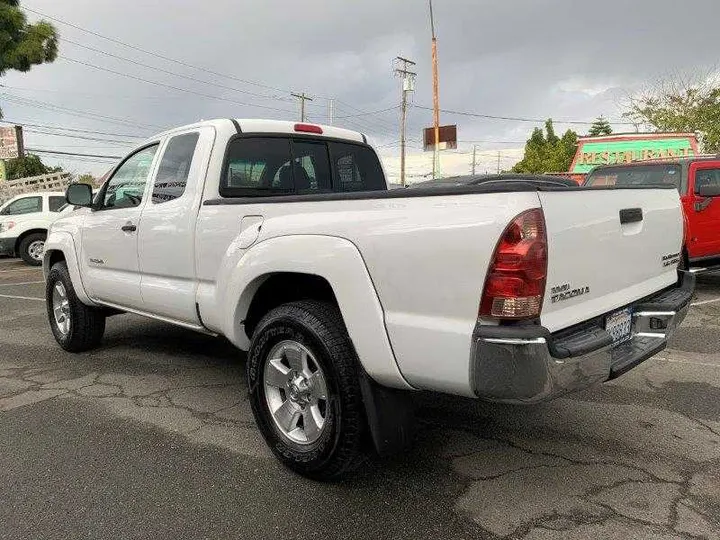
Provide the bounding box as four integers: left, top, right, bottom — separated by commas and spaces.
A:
137, 127, 215, 323
687, 161, 720, 262
80, 144, 160, 307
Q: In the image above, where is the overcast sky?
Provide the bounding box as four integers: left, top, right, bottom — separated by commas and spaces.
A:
2, 0, 719, 181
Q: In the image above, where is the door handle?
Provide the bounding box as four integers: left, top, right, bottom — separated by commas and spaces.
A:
121, 223, 137, 232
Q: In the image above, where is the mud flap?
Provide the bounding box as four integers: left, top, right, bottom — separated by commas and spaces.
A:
359, 371, 417, 457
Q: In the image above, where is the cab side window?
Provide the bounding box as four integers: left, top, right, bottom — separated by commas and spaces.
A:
695, 169, 720, 193
49, 196, 66, 212
102, 145, 159, 210
152, 133, 200, 204
1, 196, 42, 215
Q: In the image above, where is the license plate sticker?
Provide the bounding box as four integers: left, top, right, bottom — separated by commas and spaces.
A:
606, 308, 633, 344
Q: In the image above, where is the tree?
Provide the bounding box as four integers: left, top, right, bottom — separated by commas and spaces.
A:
6, 153, 61, 179
511, 119, 578, 174
624, 72, 720, 152
588, 116, 612, 137
0, 0, 57, 77
0, 1, 58, 119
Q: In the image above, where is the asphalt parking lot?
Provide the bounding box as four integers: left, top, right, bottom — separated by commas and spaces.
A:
1, 257, 719, 540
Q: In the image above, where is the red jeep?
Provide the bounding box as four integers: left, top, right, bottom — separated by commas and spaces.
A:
585, 157, 720, 270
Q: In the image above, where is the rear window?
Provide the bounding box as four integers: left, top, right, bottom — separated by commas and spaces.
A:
585, 164, 682, 190
329, 142, 385, 192
224, 137, 294, 196
220, 137, 384, 197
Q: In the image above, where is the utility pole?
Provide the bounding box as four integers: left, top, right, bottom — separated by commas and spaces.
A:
327, 99, 334, 125
471, 145, 477, 175
393, 56, 416, 187
497, 151, 501, 174
429, 0, 441, 179
291, 92, 313, 122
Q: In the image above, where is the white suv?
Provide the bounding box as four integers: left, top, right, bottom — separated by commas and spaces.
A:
0, 191, 69, 266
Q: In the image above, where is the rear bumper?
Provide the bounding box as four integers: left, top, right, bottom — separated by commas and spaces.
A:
0, 236, 17, 257
471, 271, 695, 404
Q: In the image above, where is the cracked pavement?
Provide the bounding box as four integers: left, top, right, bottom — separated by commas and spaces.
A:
0, 258, 719, 539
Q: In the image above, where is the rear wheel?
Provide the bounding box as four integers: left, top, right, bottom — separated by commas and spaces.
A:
19, 232, 46, 266
246, 301, 366, 481
46, 262, 106, 352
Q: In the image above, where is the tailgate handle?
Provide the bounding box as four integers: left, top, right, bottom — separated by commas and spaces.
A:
619, 208, 643, 224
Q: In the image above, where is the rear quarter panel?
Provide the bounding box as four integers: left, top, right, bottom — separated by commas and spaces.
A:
196, 191, 541, 396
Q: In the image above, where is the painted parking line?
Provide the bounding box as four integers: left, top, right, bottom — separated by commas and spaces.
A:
691, 297, 720, 307
0, 281, 45, 287
658, 357, 720, 369
0, 268, 42, 274
0, 294, 44, 301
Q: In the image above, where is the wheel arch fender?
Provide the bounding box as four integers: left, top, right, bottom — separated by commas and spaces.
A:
43, 231, 95, 305
221, 235, 413, 390
15, 227, 48, 251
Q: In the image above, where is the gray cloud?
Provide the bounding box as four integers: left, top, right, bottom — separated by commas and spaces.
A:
2, 0, 718, 175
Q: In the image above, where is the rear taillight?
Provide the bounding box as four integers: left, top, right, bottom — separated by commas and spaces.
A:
479, 208, 548, 320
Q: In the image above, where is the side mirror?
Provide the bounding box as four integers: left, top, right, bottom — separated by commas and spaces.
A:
696, 184, 720, 198
66, 183, 94, 207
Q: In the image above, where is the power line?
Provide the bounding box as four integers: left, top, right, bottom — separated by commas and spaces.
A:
334, 99, 399, 133
22, 7, 405, 135
414, 105, 635, 126
0, 117, 146, 139
458, 139, 526, 144
331, 106, 401, 140
27, 148, 122, 159
0, 92, 164, 130
0, 84, 189, 101
61, 37, 296, 104
334, 106, 400, 119
60, 56, 299, 115
23, 128, 138, 145
23, 5, 302, 97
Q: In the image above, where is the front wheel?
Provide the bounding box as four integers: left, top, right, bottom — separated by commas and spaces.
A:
19, 232, 46, 266
46, 262, 106, 352
246, 301, 366, 481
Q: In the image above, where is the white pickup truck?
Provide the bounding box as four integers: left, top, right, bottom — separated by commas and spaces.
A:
0, 191, 69, 265
44, 119, 694, 480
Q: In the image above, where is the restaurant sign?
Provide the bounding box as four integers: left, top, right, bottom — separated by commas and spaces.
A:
570, 134, 698, 174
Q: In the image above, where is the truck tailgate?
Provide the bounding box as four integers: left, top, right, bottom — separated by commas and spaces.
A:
538, 187, 683, 332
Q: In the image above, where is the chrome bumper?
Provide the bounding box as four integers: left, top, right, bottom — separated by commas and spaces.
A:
471, 272, 694, 404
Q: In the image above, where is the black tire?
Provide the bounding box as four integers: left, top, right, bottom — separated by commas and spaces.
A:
46, 261, 106, 352
247, 301, 366, 481
19, 232, 46, 266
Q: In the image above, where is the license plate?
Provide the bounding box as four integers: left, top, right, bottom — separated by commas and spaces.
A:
605, 308, 633, 344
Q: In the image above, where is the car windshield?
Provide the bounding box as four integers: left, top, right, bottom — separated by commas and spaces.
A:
585, 164, 682, 190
